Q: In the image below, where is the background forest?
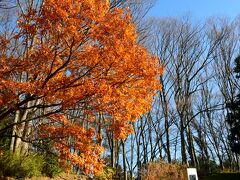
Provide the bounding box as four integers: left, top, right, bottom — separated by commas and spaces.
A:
0, 0, 240, 179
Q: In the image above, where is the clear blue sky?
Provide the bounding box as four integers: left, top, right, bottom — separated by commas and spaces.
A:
149, 0, 240, 19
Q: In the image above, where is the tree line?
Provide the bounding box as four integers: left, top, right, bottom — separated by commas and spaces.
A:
111, 16, 240, 178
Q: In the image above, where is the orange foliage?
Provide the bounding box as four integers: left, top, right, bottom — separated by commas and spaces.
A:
40, 114, 104, 174
0, 0, 162, 175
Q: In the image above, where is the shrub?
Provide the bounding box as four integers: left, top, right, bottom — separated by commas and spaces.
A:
94, 167, 115, 180
0, 151, 44, 178
140, 160, 187, 180
197, 158, 220, 178
42, 152, 63, 178
35, 140, 63, 177
94, 165, 131, 180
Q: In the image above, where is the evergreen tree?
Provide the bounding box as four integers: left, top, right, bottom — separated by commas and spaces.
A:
226, 56, 240, 154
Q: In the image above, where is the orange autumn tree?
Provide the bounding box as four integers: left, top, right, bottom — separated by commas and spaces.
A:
0, 0, 162, 175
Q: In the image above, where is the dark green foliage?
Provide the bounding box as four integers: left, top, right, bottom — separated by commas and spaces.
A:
0, 127, 11, 150
197, 157, 221, 178
203, 173, 240, 180
226, 56, 240, 154
234, 56, 240, 78
226, 97, 240, 154
0, 115, 14, 150
42, 152, 63, 178
34, 139, 63, 178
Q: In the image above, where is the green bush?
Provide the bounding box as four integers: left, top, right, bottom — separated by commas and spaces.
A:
34, 139, 63, 177
0, 151, 44, 178
42, 152, 63, 178
94, 167, 115, 180
0, 150, 63, 178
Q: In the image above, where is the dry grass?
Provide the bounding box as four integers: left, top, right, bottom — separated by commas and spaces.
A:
2, 173, 88, 180
141, 161, 188, 180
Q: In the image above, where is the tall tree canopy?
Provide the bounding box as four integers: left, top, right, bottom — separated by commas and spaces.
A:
0, 0, 162, 175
